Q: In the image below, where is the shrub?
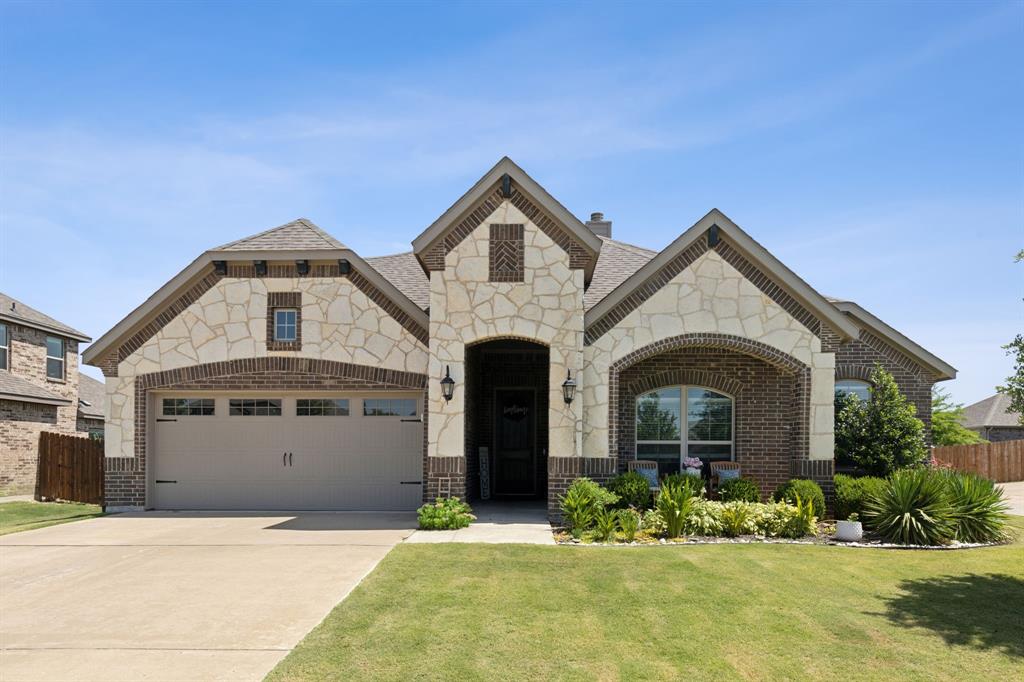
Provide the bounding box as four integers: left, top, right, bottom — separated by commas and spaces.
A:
663, 471, 703, 490
593, 507, 619, 542
417, 497, 475, 530
606, 471, 652, 510
656, 477, 699, 538
863, 468, 954, 545
684, 498, 724, 536
786, 494, 818, 538
942, 470, 1010, 543
835, 365, 927, 476
719, 477, 760, 503
618, 508, 641, 542
641, 508, 666, 535
834, 474, 887, 520
720, 502, 752, 537
559, 477, 618, 538
773, 479, 825, 520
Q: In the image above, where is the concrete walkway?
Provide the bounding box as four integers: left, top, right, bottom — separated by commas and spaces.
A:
0, 511, 415, 681
406, 501, 555, 544
998, 481, 1024, 516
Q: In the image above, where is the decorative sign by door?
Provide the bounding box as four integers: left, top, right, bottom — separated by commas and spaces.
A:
479, 447, 490, 500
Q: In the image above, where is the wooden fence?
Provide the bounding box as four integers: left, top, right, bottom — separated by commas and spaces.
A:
36, 431, 104, 504
932, 441, 1024, 483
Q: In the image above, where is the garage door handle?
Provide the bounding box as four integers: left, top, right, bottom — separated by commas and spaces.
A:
283, 452, 287, 467
400, 481, 422, 485
400, 418, 421, 423
289, 452, 293, 467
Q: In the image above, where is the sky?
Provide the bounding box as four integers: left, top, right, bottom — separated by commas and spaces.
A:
0, 0, 1021, 406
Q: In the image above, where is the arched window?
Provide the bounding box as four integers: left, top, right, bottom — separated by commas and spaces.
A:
836, 379, 871, 403
636, 386, 734, 474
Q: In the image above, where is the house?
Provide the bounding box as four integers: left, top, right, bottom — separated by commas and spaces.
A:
83, 158, 956, 516
0, 292, 96, 494
961, 393, 1023, 442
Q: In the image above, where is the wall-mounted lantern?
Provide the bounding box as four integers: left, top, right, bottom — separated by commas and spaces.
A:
440, 365, 455, 402
562, 369, 577, 405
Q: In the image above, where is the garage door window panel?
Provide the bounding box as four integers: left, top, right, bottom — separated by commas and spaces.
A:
229, 398, 282, 416
162, 398, 215, 416
363, 398, 417, 417
297, 399, 350, 416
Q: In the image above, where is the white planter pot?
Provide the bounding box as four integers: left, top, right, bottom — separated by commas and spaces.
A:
835, 520, 863, 542
685, 468, 702, 477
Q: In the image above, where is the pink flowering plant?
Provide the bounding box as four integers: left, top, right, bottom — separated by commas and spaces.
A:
683, 456, 703, 470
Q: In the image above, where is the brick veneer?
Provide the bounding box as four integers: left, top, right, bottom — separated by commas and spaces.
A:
265, 291, 302, 351
425, 456, 466, 501
97, 261, 428, 376
420, 179, 593, 272
104, 357, 427, 509
616, 346, 807, 501
488, 223, 525, 282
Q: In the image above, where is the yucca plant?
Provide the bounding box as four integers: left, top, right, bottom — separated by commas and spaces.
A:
656, 478, 697, 538
593, 507, 619, 542
559, 482, 596, 539
942, 470, 1010, 543
863, 468, 954, 546
785, 493, 817, 538
618, 508, 641, 542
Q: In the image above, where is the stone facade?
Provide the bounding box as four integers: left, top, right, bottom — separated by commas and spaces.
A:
426, 200, 584, 500
0, 323, 83, 495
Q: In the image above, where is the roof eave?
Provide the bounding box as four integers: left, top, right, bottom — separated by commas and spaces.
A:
831, 301, 957, 381
0, 391, 72, 406
0, 313, 91, 343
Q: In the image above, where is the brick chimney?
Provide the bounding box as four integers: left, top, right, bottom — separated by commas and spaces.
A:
585, 212, 612, 238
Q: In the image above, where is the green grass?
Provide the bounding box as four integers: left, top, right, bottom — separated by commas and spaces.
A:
269, 516, 1024, 682
0, 501, 104, 536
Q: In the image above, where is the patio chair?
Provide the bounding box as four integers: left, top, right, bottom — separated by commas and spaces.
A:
709, 461, 742, 496
628, 459, 661, 493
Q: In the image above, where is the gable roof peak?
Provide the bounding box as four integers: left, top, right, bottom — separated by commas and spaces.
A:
213, 218, 347, 252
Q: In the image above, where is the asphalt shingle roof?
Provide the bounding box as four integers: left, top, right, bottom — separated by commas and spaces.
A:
365, 252, 430, 310
0, 292, 90, 341
214, 218, 347, 251
584, 236, 658, 310
77, 374, 106, 420
0, 371, 70, 405
961, 393, 1021, 429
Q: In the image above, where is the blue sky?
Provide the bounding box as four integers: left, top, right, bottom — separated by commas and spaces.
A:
1, 0, 1021, 405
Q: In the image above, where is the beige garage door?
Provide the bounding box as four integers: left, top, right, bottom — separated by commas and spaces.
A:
151, 393, 423, 510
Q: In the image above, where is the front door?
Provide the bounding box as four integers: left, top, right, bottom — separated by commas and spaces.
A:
494, 389, 535, 496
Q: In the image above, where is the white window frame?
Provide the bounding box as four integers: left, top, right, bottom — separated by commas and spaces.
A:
635, 385, 735, 466
0, 323, 8, 371
835, 379, 872, 402
45, 336, 64, 380
229, 398, 283, 416
296, 398, 350, 416
274, 309, 297, 342
363, 397, 418, 417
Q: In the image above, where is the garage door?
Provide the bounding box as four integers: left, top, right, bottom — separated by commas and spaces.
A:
151, 393, 423, 510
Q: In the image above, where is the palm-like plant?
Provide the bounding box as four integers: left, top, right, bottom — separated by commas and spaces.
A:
863, 468, 954, 545
656, 478, 698, 538
593, 507, 619, 542
943, 471, 1010, 543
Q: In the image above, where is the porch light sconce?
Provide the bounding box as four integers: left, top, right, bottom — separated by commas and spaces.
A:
213, 260, 227, 276
562, 369, 577, 405
440, 365, 455, 402
296, 259, 310, 276
338, 259, 352, 275
254, 260, 267, 276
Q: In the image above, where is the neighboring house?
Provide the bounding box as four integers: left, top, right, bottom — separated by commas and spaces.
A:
77, 374, 107, 437
0, 293, 94, 494
83, 158, 956, 516
961, 393, 1024, 442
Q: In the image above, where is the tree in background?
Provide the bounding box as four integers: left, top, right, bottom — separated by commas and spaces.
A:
835, 365, 927, 476
996, 250, 1024, 425
931, 387, 985, 446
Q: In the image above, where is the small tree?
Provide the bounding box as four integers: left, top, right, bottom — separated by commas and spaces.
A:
931, 387, 985, 446
997, 334, 1024, 425
834, 365, 927, 476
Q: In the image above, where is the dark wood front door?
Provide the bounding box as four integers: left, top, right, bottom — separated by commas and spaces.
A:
494, 389, 536, 496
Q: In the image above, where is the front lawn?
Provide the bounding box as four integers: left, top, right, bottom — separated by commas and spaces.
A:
268, 517, 1024, 682
0, 501, 104, 536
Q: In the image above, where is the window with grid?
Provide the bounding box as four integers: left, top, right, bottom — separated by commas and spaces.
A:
363, 398, 417, 417
274, 309, 297, 342
835, 379, 871, 403
45, 336, 64, 380
0, 323, 7, 370
162, 398, 216, 416
636, 386, 733, 476
296, 399, 350, 416
229, 398, 282, 416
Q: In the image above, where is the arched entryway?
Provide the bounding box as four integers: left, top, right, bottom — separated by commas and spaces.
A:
465, 338, 550, 501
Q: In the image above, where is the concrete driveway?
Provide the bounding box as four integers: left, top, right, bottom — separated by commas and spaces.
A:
0, 511, 414, 681
998, 481, 1024, 516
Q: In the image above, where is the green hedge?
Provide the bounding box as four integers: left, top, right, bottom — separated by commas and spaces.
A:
834, 474, 886, 520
